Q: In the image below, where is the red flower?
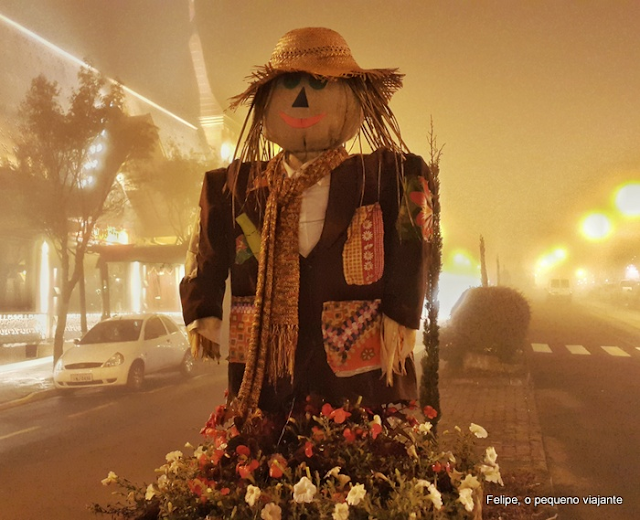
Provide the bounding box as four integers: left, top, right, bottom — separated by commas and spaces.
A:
220, 487, 230, 496
331, 407, 352, 424
423, 405, 438, 419
432, 462, 443, 473
371, 423, 383, 440
236, 458, 259, 479
304, 441, 314, 458
236, 445, 251, 457
312, 426, 325, 441
269, 454, 287, 478
343, 428, 357, 443
321, 403, 334, 417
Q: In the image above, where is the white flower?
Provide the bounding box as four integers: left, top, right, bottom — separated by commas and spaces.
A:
409, 514, 417, 520
245, 485, 262, 507
372, 414, 382, 426
184, 441, 194, 449
325, 466, 342, 479
194, 445, 205, 458
101, 471, 118, 486
469, 423, 488, 438
145, 483, 157, 501
157, 474, 169, 490
414, 479, 430, 490
459, 474, 480, 490
418, 421, 433, 434
332, 502, 350, 520
165, 450, 183, 462
293, 476, 317, 503
426, 483, 443, 510
481, 463, 504, 485
346, 483, 367, 506
458, 487, 474, 512
485, 446, 498, 465
261, 503, 282, 520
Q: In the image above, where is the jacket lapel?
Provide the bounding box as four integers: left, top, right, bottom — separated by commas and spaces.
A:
312, 155, 362, 253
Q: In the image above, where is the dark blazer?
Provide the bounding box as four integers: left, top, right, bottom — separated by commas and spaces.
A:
180, 148, 435, 411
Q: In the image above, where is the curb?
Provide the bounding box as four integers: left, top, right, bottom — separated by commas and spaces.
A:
0, 387, 58, 412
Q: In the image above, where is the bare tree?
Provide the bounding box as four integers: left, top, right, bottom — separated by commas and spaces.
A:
130, 143, 209, 245
13, 67, 157, 364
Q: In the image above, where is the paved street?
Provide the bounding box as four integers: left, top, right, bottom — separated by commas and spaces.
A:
0, 362, 228, 520
526, 297, 640, 520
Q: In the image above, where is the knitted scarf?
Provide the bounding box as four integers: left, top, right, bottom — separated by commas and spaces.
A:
236, 147, 349, 413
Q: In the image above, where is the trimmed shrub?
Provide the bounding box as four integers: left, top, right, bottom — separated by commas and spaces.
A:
442, 286, 531, 367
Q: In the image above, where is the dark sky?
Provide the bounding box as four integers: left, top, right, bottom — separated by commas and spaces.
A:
1, 0, 639, 281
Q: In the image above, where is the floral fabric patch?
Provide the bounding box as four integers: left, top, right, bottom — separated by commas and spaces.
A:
229, 296, 254, 364
235, 234, 253, 265
342, 203, 384, 285
397, 175, 434, 241
321, 299, 382, 377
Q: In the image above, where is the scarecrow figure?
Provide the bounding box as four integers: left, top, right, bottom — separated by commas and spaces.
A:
180, 27, 436, 415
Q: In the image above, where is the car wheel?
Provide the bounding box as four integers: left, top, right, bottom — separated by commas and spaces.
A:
127, 361, 145, 391
180, 351, 195, 378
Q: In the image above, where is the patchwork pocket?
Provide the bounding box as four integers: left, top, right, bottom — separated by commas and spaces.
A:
321, 299, 382, 377
229, 296, 254, 364
342, 203, 384, 285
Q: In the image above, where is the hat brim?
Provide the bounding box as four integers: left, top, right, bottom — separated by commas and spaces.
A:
230, 63, 404, 110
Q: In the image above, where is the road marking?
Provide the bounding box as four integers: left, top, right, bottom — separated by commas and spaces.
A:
566, 344, 590, 355
601, 346, 631, 357
532, 343, 552, 353
0, 425, 41, 441
67, 402, 114, 419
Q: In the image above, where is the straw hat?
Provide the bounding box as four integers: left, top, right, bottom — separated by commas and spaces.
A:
231, 27, 404, 108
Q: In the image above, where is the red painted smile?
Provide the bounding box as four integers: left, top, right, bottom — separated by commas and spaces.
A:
279, 111, 326, 129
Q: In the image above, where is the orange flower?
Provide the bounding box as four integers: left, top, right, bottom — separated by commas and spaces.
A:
312, 426, 325, 441
321, 403, 334, 417
371, 423, 382, 440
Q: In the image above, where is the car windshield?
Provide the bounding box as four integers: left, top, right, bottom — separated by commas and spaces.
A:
79, 320, 143, 344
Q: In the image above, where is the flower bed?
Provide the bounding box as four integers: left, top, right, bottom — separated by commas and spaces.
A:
93, 398, 502, 519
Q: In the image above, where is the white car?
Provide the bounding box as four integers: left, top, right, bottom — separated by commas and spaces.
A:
53, 314, 194, 393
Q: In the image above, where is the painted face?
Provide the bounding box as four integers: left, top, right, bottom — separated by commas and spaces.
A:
263, 73, 363, 154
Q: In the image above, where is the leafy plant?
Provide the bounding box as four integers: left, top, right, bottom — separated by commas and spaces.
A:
442, 286, 531, 367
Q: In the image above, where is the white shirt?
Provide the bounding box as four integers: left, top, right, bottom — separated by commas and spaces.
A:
283, 157, 331, 258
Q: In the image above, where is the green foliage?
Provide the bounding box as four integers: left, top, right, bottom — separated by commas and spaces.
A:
443, 286, 531, 366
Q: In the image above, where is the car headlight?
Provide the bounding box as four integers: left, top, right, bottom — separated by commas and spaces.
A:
54, 358, 65, 371
103, 352, 125, 368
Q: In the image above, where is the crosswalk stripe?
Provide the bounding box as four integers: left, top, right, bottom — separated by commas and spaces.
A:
601, 346, 631, 357
566, 344, 590, 355
531, 343, 552, 353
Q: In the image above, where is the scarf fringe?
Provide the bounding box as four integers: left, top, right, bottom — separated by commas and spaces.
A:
267, 324, 298, 384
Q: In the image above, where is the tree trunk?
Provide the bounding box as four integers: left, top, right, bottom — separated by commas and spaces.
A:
53, 297, 69, 365
79, 259, 88, 334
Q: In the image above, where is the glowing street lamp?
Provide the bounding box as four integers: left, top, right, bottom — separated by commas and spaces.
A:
580, 213, 613, 241
614, 183, 640, 217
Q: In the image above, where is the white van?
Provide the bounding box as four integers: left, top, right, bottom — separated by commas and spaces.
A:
546, 278, 572, 302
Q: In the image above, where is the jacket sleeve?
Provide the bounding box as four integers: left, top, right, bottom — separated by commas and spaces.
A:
180, 168, 233, 327
381, 153, 434, 331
